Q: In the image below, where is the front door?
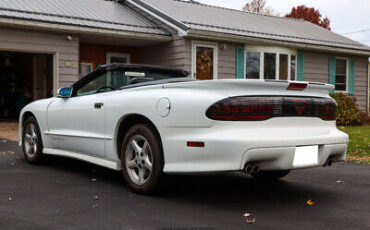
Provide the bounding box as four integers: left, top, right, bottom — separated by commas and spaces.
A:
47, 70, 113, 157
192, 43, 218, 80
47, 94, 106, 157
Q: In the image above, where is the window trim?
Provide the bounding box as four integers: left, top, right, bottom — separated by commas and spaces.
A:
334, 57, 349, 93
244, 46, 297, 80
191, 41, 218, 80
106, 52, 131, 64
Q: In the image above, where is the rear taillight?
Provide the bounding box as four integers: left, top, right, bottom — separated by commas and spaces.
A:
206, 96, 337, 121
206, 97, 278, 121
315, 98, 337, 120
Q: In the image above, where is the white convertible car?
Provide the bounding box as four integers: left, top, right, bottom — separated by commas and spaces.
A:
19, 64, 348, 193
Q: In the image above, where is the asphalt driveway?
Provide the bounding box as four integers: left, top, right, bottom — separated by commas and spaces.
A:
0, 138, 369, 230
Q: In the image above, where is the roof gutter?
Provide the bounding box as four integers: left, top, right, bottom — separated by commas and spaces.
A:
187, 30, 370, 56
126, 0, 189, 36
0, 17, 172, 42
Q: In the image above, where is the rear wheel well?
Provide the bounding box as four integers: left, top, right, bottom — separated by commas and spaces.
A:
116, 114, 162, 159
22, 112, 36, 126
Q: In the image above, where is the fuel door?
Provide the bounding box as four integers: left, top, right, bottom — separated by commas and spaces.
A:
156, 98, 171, 117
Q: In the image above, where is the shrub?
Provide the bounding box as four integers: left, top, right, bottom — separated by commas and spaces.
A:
330, 93, 362, 126
360, 112, 370, 125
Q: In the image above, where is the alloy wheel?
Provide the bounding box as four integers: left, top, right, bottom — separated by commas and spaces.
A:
24, 123, 38, 158
125, 135, 153, 185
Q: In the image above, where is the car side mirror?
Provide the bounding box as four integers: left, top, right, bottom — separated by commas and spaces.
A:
57, 87, 72, 98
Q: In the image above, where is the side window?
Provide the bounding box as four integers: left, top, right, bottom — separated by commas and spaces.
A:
110, 71, 128, 89
75, 70, 132, 96
76, 72, 109, 96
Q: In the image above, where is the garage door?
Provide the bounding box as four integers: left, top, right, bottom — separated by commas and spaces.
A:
0, 51, 53, 120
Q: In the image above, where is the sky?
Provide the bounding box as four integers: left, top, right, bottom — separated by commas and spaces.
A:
196, 0, 370, 46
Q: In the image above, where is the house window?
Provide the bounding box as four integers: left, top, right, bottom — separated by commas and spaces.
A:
245, 52, 260, 79
106, 52, 130, 64
192, 42, 218, 80
290, 55, 296, 80
264, 53, 276, 79
335, 58, 348, 91
244, 46, 296, 80
279, 54, 288, 80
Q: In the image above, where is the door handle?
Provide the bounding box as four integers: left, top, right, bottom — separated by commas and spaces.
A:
94, 102, 104, 109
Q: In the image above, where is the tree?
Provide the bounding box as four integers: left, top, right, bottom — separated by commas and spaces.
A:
242, 0, 266, 13
242, 0, 279, 16
285, 5, 331, 30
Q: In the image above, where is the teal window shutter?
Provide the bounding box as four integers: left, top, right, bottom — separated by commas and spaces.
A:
236, 46, 245, 79
348, 58, 355, 95
296, 52, 304, 81
329, 56, 336, 93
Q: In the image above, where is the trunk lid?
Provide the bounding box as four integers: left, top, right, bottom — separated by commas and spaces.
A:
163, 79, 334, 98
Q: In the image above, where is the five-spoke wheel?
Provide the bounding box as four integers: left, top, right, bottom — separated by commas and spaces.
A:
121, 123, 164, 194
22, 116, 43, 163
125, 135, 153, 185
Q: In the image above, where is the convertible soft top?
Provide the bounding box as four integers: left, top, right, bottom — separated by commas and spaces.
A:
106, 64, 189, 78
72, 64, 191, 90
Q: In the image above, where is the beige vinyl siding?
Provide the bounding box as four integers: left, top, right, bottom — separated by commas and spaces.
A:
0, 27, 79, 89
302, 51, 329, 83
218, 43, 236, 79
302, 51, 368, 111
354, 57, 369, 111
140, 35, 189, 71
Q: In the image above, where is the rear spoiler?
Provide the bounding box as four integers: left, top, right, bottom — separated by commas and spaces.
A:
264, 79, 331, 86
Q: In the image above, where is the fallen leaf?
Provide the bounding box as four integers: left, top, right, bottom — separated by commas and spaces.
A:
94, 195, 99, 200
246, 218, 256, 224
306, 199, 314, 206
336, 180, 344, 184
8, 197, 12, 201
243, 213, 252, 217
92, 204, 98, 208
2, 140, 7, 143
91, 178, 97, 182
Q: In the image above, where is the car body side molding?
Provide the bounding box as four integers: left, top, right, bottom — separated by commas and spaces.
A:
43, 148, 121, 170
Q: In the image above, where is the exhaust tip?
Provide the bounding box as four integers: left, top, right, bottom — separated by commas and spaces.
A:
245, 165, 253, 174
324, 158, 333, 167
251, 165, 260, 174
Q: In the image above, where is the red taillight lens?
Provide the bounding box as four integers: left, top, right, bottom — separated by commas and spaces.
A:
206, 97, 277, 121
206, 96, 337, 121
315, 98, 337, 120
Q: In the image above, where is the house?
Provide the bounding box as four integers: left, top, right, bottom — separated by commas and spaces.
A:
0, 0, 369, 120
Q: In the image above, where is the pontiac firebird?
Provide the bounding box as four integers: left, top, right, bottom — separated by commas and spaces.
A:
19, 64, 348, 193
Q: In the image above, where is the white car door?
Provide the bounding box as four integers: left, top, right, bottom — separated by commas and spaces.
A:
47, 70, 113, 158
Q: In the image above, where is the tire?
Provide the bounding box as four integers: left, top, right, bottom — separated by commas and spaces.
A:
22, 116, 44, 164
252, 170, 291, 180
121, 123, 164, 194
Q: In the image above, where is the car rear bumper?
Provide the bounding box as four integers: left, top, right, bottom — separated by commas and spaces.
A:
161, 118, 348, 173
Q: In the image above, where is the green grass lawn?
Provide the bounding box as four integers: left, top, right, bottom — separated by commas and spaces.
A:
338, 125, 370, 164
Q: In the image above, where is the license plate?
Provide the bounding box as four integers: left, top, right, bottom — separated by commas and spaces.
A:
293, 145, 318, 167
